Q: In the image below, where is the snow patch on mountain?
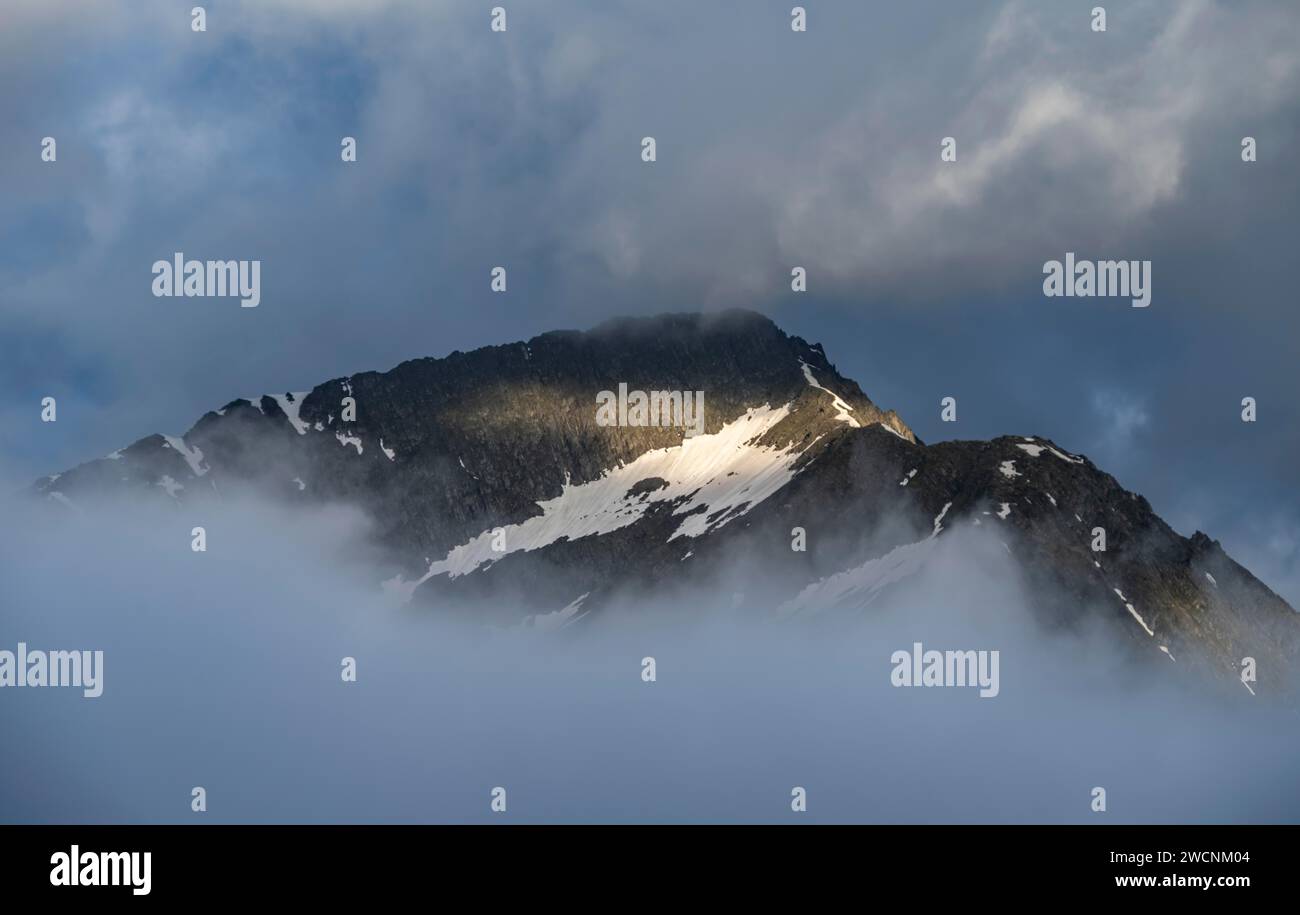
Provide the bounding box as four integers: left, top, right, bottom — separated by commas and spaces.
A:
1016, 441, 1084, 464
387, 404, 802, 598
335, 432, 363, 455
162, 435, 208, 477
780, 496, 955, 616
1114, 588, 1155, 637
779, 537, 935, 616
271, 392, 311, 435
932, 502, 952, 535
458, 456, 480, 480
799, 361, 860, 428
522, 593, 590, 631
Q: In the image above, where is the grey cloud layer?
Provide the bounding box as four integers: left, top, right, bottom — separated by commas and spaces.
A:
4, 494, 1297, 823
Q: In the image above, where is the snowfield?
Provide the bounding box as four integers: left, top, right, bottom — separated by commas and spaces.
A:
386, 403, 811, 599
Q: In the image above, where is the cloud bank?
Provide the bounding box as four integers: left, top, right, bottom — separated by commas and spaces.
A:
2, 491, 1296, 824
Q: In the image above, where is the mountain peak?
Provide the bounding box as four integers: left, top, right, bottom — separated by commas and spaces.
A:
28, 311, 1297, 694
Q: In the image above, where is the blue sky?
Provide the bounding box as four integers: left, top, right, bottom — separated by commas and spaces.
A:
2, 0, 1298, 602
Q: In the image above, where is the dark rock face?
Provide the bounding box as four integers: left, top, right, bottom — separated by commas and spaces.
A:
32, 309, 1298, 694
